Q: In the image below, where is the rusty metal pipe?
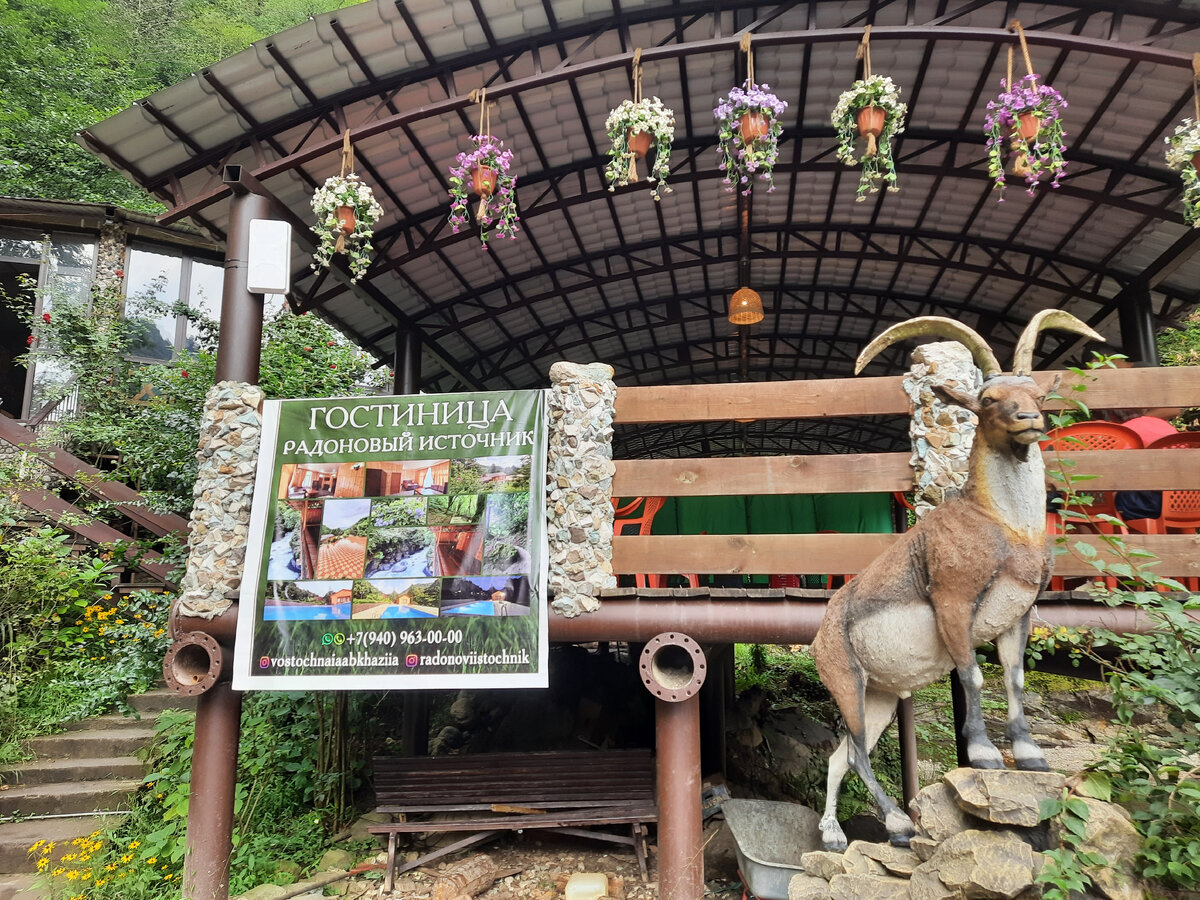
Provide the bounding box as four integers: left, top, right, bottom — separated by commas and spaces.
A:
163, 632, 230, 696
549, 600, 1162, 644
641, 634, 705, 900
182, 682, 242, 900
171, 603, 238, 644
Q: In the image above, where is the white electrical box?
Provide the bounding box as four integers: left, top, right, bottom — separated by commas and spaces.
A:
246, 219, 293, 294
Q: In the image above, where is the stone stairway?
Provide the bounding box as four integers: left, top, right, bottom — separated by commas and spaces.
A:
0, 689, 194, 900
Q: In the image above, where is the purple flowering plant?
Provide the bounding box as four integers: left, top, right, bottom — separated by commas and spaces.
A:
713, 80, 788, 195
448, 134, 519, 249
984, 74, 1068, 200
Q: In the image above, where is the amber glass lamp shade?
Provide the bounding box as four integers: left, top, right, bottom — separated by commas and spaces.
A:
728, 287, 764, 325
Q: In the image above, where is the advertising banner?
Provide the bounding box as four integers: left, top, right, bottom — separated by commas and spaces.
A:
232, 390, 548, 690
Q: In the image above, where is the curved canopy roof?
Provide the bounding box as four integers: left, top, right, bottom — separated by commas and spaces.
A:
82, 0, 1200, 453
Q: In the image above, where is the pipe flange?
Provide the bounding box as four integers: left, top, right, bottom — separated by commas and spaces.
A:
163, 631, 227, 696
639, 632, 706, 702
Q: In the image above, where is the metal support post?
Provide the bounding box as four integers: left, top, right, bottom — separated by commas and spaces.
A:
181, 177, 269, 900
896, 697, 919, 808
1117, 281, 1159, 365
640, 634, 706, 900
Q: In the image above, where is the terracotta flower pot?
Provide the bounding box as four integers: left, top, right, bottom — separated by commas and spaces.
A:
739, 112, 770, 142
336, 205, 356, 235
1017, 112, 1041, 141
856, 106, 887, 139
627, 130, 653, 159
472, 165, 497, 198
1192, 152, 1200, 177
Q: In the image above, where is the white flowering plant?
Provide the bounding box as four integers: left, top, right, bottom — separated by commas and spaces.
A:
1165, 118, 1200, 228
310, 173, 384, 282
604, 97, 676, 200
831, 74, 908, 201
713, 80, 788, 195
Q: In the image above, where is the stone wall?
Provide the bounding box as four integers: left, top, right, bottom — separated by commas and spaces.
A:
176, 381, 263, 619
545, 361, 617, 618
902, 342, 980, 517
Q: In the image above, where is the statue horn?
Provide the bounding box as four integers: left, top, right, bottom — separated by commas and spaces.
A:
1011, 310, 1105, 376
855, 316, 1002, 378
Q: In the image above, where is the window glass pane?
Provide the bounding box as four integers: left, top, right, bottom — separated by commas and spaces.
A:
29, 355, 75, 415
185, 260, 223, 352
50, 240, 95, 269
125, 248, 182, 361
0, 235, 43, 261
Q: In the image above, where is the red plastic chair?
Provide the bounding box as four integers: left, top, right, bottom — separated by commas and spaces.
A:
1041, 422, 1143, 590
1125, 433, 1200, 590
1040, 422, 1143, 533
611, 497, 698, 588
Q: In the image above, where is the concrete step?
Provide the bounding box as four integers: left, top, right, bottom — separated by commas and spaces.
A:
0, 814, 125, 872
0, 872, 47, 900
127, 689, 195, 716
0, 757, 144, 787
61, 712, 153, 733
0, 779, 141, 817
23, 727, 157, 760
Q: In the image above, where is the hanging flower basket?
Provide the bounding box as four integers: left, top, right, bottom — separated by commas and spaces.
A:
1165, 118, 1200, 228
604, 97, 676, 201
831, 74, 908, 202
984, 74, 1068, 200
310, 172, 384, 283
448, 135, 519, 249
714, 80, 788, 195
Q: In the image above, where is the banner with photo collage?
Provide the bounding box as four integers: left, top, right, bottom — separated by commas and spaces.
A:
232, 390, 548, 690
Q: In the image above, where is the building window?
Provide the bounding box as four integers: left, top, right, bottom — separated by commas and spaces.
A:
123, 246, 222, 362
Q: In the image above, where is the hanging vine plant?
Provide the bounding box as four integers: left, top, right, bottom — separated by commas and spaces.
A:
310, 132, 384, 282
831, 27, 907, 202
1164, 60, 1200, 227
983, 21, 1068, 201
713, 33, 788, 196
448, 89, 520, 250
604, 50, 676, 201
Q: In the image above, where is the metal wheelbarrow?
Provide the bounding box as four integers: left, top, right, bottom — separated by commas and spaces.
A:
720, 798, 822, 900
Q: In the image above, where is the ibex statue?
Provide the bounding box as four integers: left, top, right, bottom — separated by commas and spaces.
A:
811, 310, 1103, 851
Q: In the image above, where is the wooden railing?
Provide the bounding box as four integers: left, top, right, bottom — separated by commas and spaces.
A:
611, 366, 1200, 582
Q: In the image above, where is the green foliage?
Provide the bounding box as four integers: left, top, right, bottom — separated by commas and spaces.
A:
1036, 785, 1109, 900
33, 691, 381, 898
0, 0, 358, 207
14, 281, 387, 514
1032, 353, 1200, 894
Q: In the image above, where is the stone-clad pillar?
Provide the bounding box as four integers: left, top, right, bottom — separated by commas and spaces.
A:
546, 362, 617, 617
902, 342, 980, 518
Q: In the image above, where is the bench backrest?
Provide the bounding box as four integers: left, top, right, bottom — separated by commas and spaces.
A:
373, 749, 655, 812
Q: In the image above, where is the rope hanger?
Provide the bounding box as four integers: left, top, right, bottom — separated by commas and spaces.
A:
1006, 21, 1038, 177
468, 88, 497, 218
1193, 52, 1200, 122
739, 31, 755, 85
335, 130, 355, 253
856, 24, 872, 81
625, 48, 645, 182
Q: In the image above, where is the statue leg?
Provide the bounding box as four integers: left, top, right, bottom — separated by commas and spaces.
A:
819, 737, 851, 851
956, 660, 1004, 768
997, 612, 1049, 771
847, 689, 915, 846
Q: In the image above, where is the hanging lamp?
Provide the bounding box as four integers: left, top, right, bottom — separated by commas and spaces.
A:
728, 286, 764, 325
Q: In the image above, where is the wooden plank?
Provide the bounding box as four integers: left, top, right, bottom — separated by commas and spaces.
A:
613, 533, 1200, 578
612, 366, 1200, 424
16, 489, 178, 585
0, 417, 190, 537
613, 448, 1200, 497
614, 453, 912, 496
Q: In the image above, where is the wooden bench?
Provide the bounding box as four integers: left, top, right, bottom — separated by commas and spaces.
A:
368, 749, 656, 890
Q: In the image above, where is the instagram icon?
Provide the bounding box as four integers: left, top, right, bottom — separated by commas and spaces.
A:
404, 653, 419, 668
258, 656, 270, 669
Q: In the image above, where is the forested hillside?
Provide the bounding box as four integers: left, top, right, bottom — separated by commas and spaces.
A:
0, 0, 358, 208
